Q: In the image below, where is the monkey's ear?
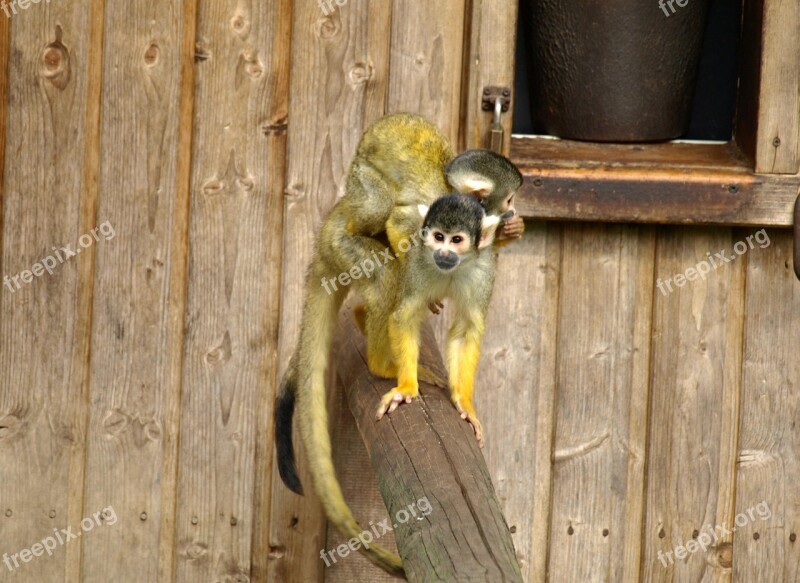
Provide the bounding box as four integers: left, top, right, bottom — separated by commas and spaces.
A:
417, 204, 430, 219
449, 173, 494, 200
478, 215, 501, 249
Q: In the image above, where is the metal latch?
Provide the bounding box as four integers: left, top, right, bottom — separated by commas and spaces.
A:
482, 87, 511, 153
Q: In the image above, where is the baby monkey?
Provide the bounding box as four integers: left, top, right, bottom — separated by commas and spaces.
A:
377, 194, 501, 446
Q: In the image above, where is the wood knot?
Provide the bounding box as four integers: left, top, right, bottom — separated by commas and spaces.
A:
206, 331, 232, 367
103, 410, 130, 436
715, 542, 733, 569
40, 25, 70, 90
185, 542, 208, 560
202, 178, 224, 196
316, 16, 340, 40
143, 43, 160, 67
348, 62, 373, 86
0, 414, 23, 441
235, 49, 263, 86
230, 13, 250, 38
194, 42, 211, 63
268, 545, 286, 560
262, 116, 288, 135
235, 177, 254, 192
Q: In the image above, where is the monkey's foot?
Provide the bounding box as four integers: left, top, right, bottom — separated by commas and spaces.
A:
453, 401, 484, 448
376, 386, 419, 420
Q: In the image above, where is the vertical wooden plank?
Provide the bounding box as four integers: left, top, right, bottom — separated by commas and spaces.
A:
546, 224, 655, 583
249, 0, 291, 579
643, 227, 745, 582
475, 222, 561, 582
734, 229, 800, 582
0, 0, 103, 581
267, 1, 391, 581
386, 0, 467, 369
79, 0, 193, 581
754, 0, 800, 174
387, 0, 466, 144
462, 0, 519, 152
172, 0, 287, 580
0, 0, 7, 257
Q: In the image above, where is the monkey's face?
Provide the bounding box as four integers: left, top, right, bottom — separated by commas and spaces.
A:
424, 229, 474, 271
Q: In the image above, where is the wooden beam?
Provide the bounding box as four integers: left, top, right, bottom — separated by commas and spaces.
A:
334, 308, 523, 582
512, 137, 800, 227
754, 0, 800, 174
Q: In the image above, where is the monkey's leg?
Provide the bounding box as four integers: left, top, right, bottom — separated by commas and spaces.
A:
363, 306, 397, 379
446, 308, 486, 447
376, 301, 425, 419
386, 206, 423, 261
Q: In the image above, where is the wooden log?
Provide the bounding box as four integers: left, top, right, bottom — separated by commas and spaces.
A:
333, 306, 523, 582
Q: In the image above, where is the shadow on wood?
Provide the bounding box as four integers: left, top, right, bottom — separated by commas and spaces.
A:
334, 304, 523, 582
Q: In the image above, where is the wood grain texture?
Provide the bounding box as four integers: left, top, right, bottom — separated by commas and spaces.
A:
172, 0, 286, 580
546, 224, 655, 582
387, 0, 466, 145
462, 0, 519, 152
643, 227, 746, 582
734, 229, 800, 582
336, 314, 523, 582
0, 1, 103, 581
79, 0, 191, 581
268, 2, 391, 582
754, 0, 800, 174
475, 222, 561, 582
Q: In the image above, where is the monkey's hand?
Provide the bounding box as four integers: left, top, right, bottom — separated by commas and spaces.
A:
428, 300, 444, 315
453, 399, 484, 448
376, 385, 419, 420
500, 214, 524, 240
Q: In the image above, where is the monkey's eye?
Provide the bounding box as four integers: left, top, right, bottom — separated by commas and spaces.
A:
452, 235, 463, 244
434, 232, 445, 242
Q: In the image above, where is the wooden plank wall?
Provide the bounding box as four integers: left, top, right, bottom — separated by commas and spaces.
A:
1, 1, 799, 583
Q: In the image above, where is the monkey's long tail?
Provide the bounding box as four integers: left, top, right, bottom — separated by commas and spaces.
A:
275, 266, 404, 578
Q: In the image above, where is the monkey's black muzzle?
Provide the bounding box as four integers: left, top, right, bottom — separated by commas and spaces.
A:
433, 250, 459, 271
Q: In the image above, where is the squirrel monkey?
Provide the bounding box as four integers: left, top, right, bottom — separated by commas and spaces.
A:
274, 113, 523, 577
376, 195, 501, 448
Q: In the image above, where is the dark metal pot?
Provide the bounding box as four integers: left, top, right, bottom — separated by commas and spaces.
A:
522, 0, 712, 142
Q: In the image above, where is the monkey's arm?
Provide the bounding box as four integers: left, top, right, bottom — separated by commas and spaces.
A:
376, 297, 427, 418
446, 305, 488, 446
